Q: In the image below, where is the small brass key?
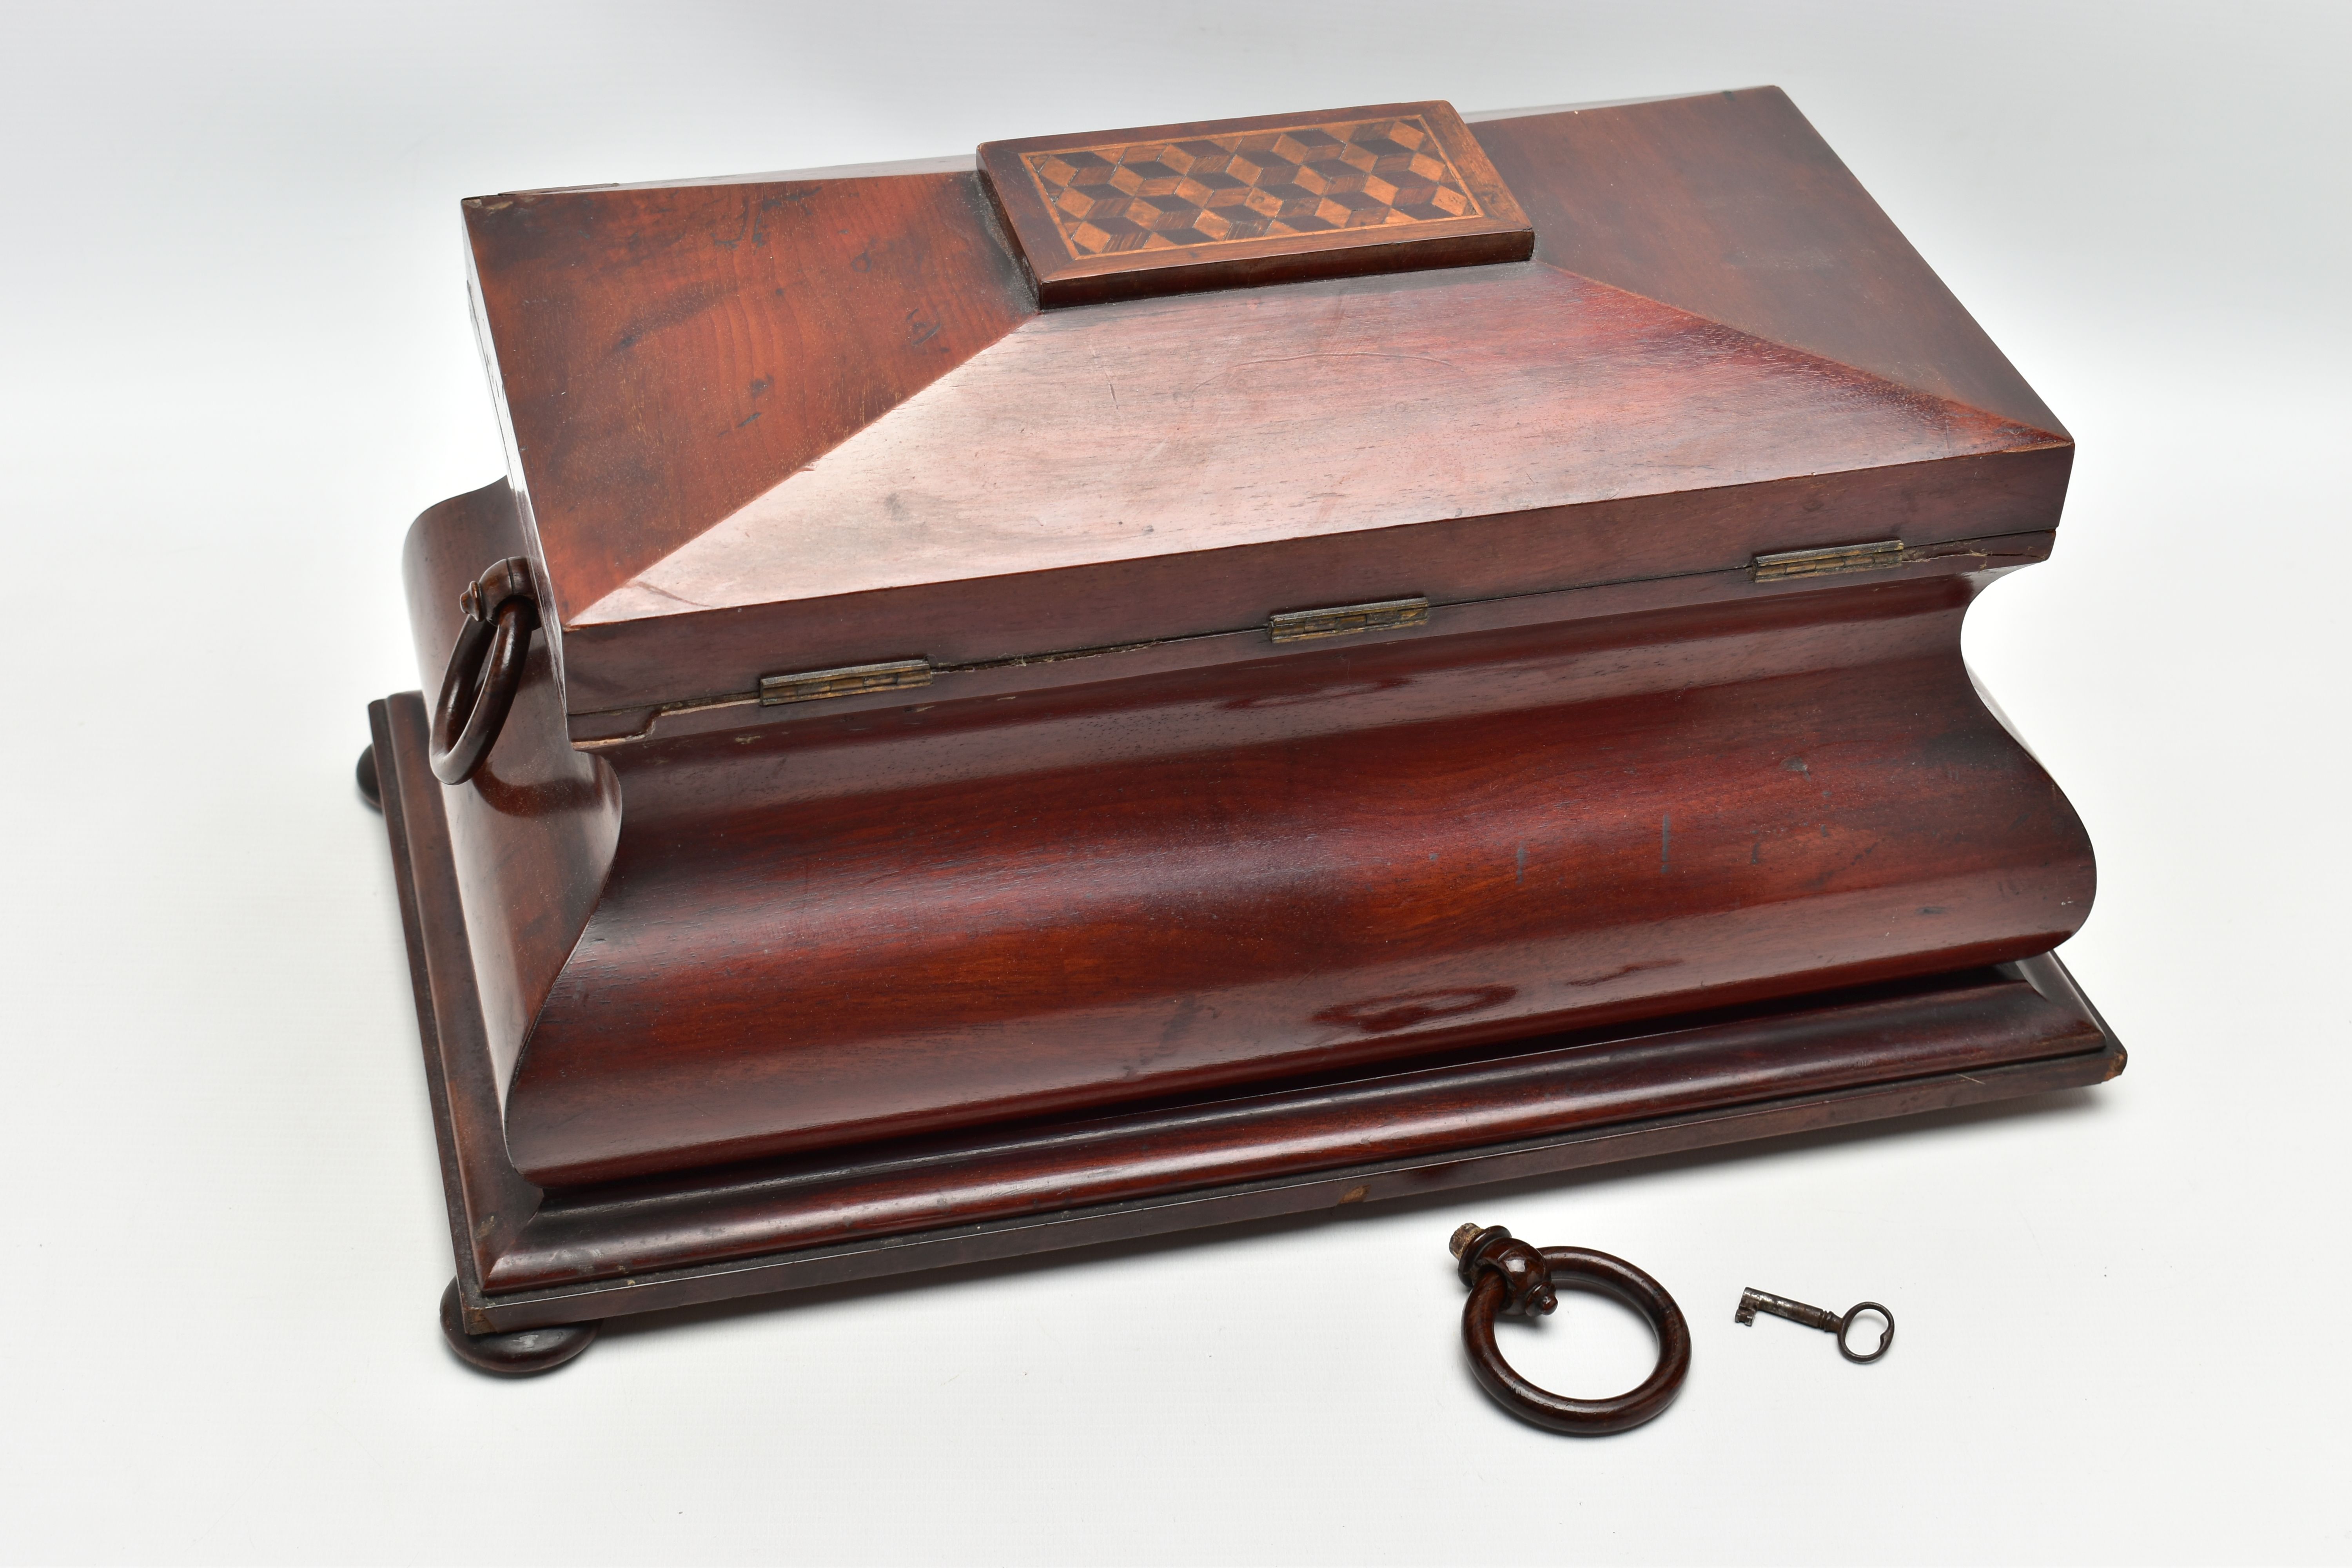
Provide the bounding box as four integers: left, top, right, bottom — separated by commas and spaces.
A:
1735, 1288, 1893, 1363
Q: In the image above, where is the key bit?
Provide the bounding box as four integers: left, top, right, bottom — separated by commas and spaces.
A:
1735, 1287, 1893, 1363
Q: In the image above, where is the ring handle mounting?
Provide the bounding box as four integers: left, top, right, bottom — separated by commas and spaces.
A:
1451, 1222, 1691, 1436
429, 557, 539, 786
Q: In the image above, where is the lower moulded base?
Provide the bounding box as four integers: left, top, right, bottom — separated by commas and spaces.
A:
370, 693, 2122, 1359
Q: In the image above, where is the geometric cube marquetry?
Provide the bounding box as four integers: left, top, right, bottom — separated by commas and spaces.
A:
980, 100, 1532, 306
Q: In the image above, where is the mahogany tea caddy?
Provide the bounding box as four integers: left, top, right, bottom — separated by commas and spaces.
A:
366, 88, 2122, 1374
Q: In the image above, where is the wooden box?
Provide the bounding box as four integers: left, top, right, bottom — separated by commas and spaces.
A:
369, 88, 2120, 1370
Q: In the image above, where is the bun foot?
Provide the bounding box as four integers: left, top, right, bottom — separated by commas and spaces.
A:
438, 1280, 599, 1376
356, 744, 383, 811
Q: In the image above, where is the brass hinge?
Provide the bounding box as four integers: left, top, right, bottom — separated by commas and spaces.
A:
759, 658, 933, 705
1268, 596, 1430, 643
1751, 540, 1905, 583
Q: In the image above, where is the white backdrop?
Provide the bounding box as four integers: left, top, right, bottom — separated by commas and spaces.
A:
3, 3, 2346, 1563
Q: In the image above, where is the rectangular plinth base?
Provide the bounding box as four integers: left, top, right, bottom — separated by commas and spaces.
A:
371, 694, 2123, 1334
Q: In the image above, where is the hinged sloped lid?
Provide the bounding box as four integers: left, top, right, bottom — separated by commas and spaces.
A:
461, 87, 2068, 723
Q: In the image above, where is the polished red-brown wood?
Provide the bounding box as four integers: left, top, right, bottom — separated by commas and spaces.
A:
526, 596, 2090, 1184
561, 278, 2064, 717
461, 88, 2068, 726
407, 490, 2093, 1189
1470, 91, 2063, 436
384, 87, 2121, 1351
378, 684, 2120, 1334
463, 169, 1030, 626
1453, 1228, 1693, 1435
436, 1281, 597, 1376
488, 963, 2102, 1289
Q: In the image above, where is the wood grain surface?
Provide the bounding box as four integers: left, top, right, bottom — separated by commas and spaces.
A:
382, 85, 2115, 1339
486, 967, 2102, 1289
378, 692, 2118, 1331
580, 265, 2055, 626
464, 171, 1029, 622
461, 89, 2073, 724
396, 513, 2096, 1185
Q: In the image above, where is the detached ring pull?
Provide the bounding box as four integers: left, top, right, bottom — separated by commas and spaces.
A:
430, 557, 539, 786
1452, 1223, 1691, 1436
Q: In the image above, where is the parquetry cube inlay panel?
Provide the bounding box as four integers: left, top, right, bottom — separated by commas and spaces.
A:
1023, 116, 1483, 257
978, 100, 1533, 307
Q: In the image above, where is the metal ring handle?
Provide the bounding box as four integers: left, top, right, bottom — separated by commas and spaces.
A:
1454, 1225, 1691, 1436
1837, 1302, 1895, 1364
430, 559, 538, 786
